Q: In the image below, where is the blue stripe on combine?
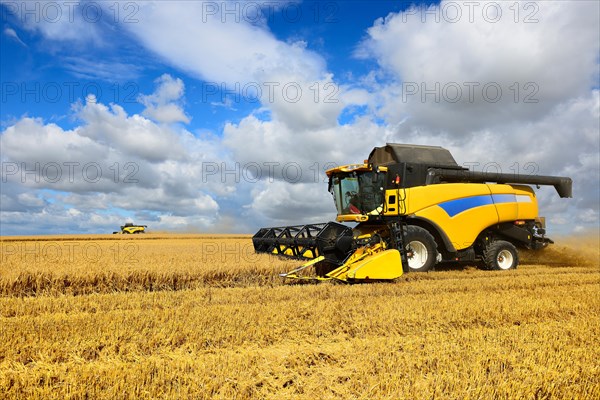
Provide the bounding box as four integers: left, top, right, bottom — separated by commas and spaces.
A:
438, 195, 493, 217
438, 194, 518, 217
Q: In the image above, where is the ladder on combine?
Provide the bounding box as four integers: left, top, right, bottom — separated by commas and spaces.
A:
389, 221, 410, 273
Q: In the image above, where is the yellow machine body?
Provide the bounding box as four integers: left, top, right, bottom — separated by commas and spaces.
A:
279, 226, 403, 282
405, 184, 536, 250
119, 224, 146, 234
338, 182, 538, 251
122, 226, 145, 234
332, 248, 402, 281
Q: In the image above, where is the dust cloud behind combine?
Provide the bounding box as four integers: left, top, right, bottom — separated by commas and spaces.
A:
520, 232, 599, 268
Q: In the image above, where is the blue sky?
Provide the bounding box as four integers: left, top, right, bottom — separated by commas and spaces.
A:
1, 1, 405, 130
1, 0, 599, 235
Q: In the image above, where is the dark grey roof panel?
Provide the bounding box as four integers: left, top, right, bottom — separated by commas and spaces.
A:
368, 143, 458, 167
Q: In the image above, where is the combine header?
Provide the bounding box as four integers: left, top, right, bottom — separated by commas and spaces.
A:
253, 144, 572, 282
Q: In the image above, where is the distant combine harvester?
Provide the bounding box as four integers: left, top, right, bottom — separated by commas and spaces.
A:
113, 223, 147, 234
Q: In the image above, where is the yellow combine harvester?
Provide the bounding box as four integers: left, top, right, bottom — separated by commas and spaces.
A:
253, 144, 572, 282
113, 223, 147, 234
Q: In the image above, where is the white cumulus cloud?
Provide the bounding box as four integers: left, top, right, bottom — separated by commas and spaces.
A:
0, 77, 225, 234
139, 74, 191, 124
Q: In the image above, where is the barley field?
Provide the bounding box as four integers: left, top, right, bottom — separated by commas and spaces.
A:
0, 233, 598, 399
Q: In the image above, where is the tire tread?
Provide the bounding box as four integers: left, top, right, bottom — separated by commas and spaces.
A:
484, 240, 519, 270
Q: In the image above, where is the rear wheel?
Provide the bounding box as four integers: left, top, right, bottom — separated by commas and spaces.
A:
484, 240, 518, 270
404, 226, 438, 272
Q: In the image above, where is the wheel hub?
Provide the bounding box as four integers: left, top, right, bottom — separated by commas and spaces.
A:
406, 241, 428, 270
496, 249, 514, 270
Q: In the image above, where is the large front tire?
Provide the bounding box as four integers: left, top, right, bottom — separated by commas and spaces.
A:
404, 226, 438, 272
484, 240, 519, 270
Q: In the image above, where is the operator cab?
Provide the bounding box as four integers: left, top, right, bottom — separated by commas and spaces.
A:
326, 144, 465, 222
327, 165, 387, 220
